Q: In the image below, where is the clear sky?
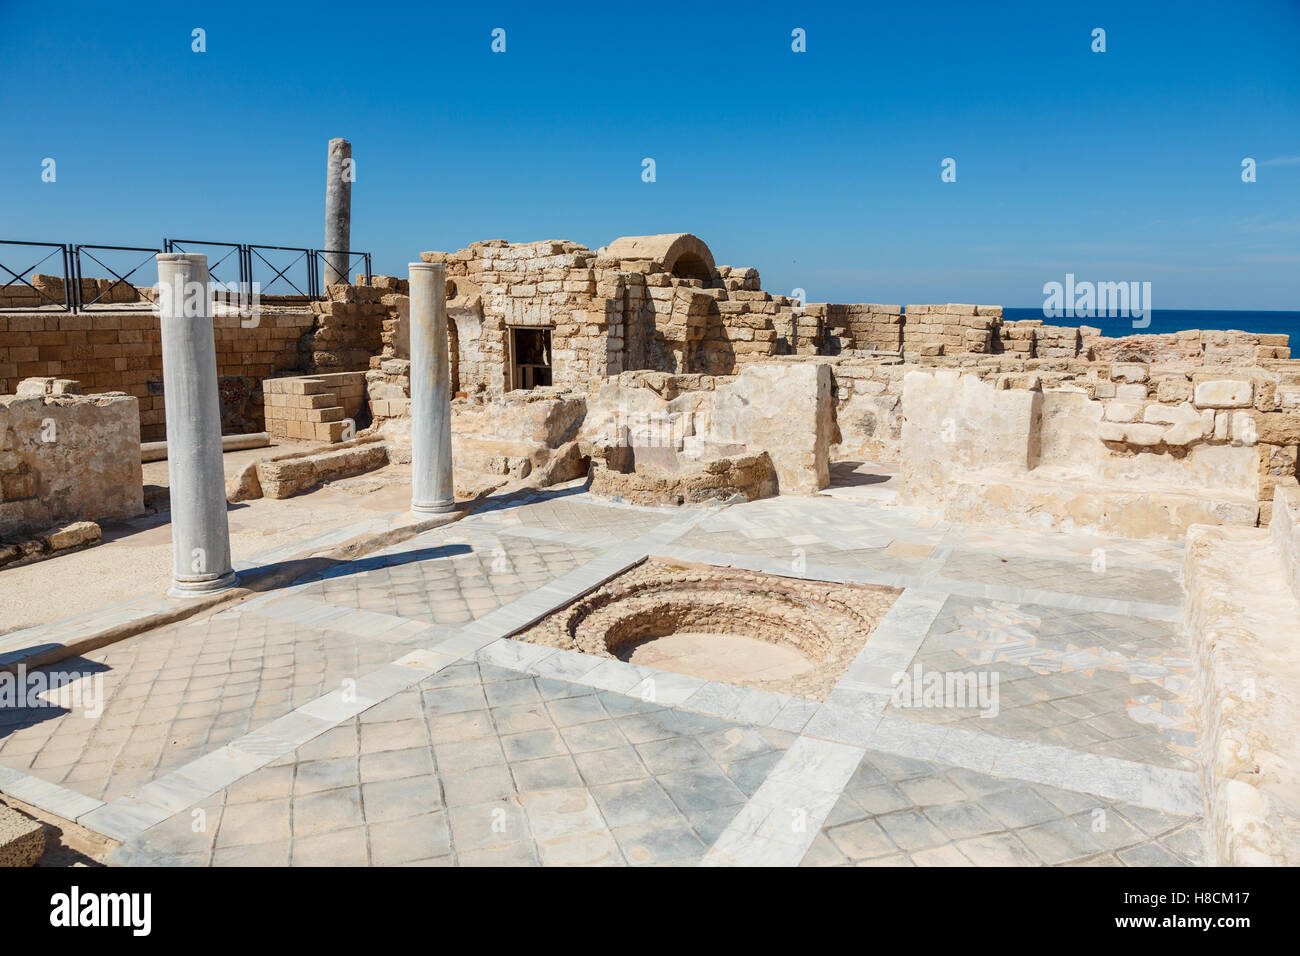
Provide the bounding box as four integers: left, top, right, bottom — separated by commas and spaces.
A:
2, 0, 1298, 309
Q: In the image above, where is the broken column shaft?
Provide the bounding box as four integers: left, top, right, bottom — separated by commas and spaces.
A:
156, 253, 236, 597
409, 261, 455, 514
324, 137, 352, 286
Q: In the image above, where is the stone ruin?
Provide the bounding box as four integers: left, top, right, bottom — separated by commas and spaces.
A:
3, 231, 1298, 539
2, 231, 1300, 868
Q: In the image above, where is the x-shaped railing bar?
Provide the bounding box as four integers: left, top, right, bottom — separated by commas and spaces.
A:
316, 248, 373, 287
247, 244, 313, 296
0, 241, 72, 310
74, 244, 160, 309
163, 239, 244, 287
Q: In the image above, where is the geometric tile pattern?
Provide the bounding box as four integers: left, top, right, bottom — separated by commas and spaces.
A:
803, 750, 1207, 866
0, 613, 408, 803
111, 663, 795, 867
1, 488, 1213, 868
886, 596, 1197, 770
292, 531, 598, 626
935, 550, 1183, 605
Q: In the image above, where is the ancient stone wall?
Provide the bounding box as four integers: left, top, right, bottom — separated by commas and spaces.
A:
902, 304, 1000, 356
0, 378, 143, 538
897, 367, 1289, 537
396, 236, 800, 404
0, 284, 385, 441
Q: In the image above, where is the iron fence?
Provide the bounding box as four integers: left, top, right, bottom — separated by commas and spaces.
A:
316, 248, 373, 289
247, 244, 316, 297
0, 238, 374, 311
0, 240, 74, 311
73, 244, 161, 309
162, 238, 245, 289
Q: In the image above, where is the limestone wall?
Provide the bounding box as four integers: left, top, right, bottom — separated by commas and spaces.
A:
902, 304, 1000, 356
900, 368, 1272, 538
398, 236, 801, 403
1270, 478, 1300, 604
0, 273, 141, 309
579, 364, 834, 497
0, 378, 143, 538
0, 283, 386, 442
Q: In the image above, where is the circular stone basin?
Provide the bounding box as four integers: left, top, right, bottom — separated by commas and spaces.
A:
618, 631, 815, 684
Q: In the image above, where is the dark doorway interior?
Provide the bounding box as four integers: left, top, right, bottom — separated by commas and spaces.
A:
511, 327, 552, 389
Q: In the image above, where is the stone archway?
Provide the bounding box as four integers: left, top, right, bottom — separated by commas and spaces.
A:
601, 233, 717, 281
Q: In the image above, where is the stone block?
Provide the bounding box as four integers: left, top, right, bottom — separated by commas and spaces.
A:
1196, 379, 1254, 408
1104, 402, 1142, 423
0, 805, 44, 867
1115, 384, 1148, 401
1143, 401, 1201, 426
1123, 423, 1165, 446
1111, 363, 1149, 383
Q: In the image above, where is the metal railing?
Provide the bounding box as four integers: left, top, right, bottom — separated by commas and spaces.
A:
0, 238, 374, 312
246, 244, 316, 297
315, 249, 373, 290
162, 239, 244, 288
0, 240, 74, 311
72, 244, 161, 309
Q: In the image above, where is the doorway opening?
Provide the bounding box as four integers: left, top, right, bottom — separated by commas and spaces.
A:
510, 327, 552, 390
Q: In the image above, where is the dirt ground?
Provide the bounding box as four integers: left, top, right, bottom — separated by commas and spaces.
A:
0, 793, 115, 867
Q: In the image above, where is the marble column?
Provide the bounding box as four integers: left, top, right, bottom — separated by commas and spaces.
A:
409, 261, 455, 514
156, 253, 236, 597
324, 137, 352, 286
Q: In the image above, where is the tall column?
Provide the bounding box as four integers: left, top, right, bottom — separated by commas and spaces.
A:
324, 137, 352, 286
157, 253, 236, 596
409, 261, 455, 514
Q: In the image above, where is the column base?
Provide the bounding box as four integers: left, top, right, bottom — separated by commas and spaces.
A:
411, 498, 457, 515
168, 570, 238, 599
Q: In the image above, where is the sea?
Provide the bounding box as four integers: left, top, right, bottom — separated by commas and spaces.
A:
999, 308, 1300, 342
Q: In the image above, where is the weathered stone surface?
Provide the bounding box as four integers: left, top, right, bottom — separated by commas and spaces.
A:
1123, 423, 1165, 446
226, 460, 264, 502
256, 442, 389, 498
708, 362, 833, 494
1185, 515, 1300, 865
0, 805, 44, 867
1195, 379, 1254, 408
0, 383, 143, 538
1143, 401, 1200, 425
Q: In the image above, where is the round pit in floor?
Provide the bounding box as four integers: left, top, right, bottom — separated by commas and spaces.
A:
618, 631, 815, 684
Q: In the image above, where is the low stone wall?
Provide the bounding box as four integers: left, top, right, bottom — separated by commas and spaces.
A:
1270, 478, 1300, 603
581, 362, 834, 499
1184, 519, 1300, 865
0, 273, 139, 310
901, 368, 1265, 538
588, 451, 777, 507
903, 304, 1000, 356
0, 283, 387, 442
254, 441, 388, 498
0, 378, 142, 538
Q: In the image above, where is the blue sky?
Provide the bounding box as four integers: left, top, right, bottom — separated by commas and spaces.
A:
2, 0, 1298, 309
